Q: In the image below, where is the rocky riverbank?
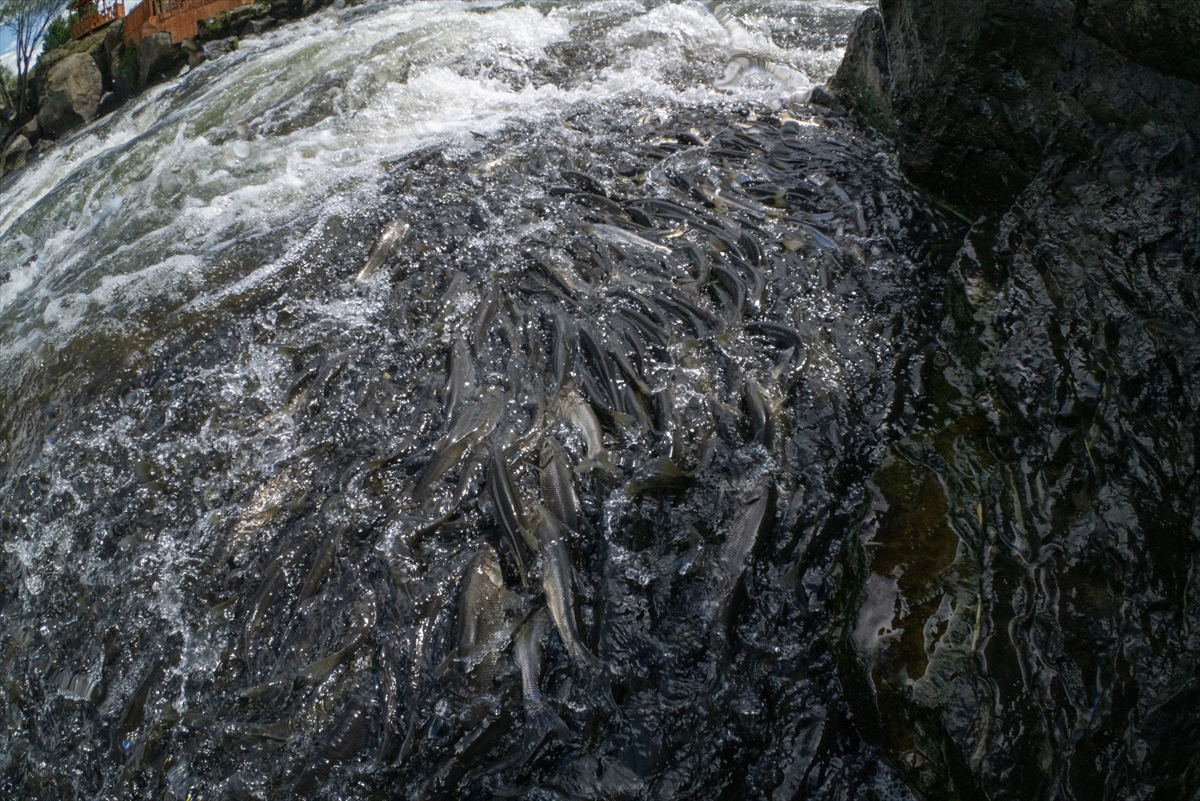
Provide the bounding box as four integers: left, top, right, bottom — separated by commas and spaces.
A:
832, 0, 1200, 797
1, 0, 335, 180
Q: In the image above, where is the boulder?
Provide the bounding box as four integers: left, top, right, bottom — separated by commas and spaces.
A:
103, 18, 125, 63
197, 2, 270, 43
20, 117, 39, 147
832, 1, 1200, 799
1079, 0, 1200, 86
2, 134, 31, 173
36, 52, 104, 139
202, 37, 238, 61
139, 32, 187, 86
240, 16, 276, 37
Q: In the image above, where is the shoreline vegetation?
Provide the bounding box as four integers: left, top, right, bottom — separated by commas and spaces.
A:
0, 0, 340, 181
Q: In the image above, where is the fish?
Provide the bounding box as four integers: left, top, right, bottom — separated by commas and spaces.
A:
578, 324, 623, 414
455, 545, 509, 690
587, 223, 673, 256
534, 506, 596, 671
745, 320, 805, 352
355, 219, 409, 281
298, 531, 338, 603
445, 335, 476, 422
548, 310, 575, 398
718, 480, 777, 589
560, 386, 617, 474
712, 262, 747, 316
742, 379, 773, 448
289, 702, 373, 796
487, 447, 534, 586
414, 391, 504, 501
471, 290, 501, 355
513, 607, 569, 736
539, 438, 581, 532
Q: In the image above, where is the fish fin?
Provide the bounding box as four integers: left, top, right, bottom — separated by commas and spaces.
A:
531, 708, 570, 739
576, 450, 621, 476
432, 647, 458, 679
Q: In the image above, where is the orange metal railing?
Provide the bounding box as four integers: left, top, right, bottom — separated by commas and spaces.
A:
68, 0, 125, 40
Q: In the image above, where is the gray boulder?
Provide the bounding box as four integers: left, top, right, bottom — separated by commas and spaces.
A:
139, 32, 187, 86
2, 134, 31, 173
36, 53, 103, 139
202, 37, 238, 61
240, 16, 275, 37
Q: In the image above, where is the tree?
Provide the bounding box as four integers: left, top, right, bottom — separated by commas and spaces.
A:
42, 12, 68, 53
0, 0, 66, 119
0, 61, 15, 119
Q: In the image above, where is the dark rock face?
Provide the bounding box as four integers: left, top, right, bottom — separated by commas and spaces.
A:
1079, 0, 1200, 86
139, 32, 187, 86
36, 53, 104, 140
833, 1, 1200, 799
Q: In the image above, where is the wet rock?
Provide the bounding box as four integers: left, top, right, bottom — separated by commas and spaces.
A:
181, 38, 206, 68
197, 2, 270, 43
834, 0, 1200, 798
36, 53, 103, 139
20, 117, 39, 147
240, 16, 275, 38
830, 8, 890, 134
202, 37, 238, 61
2, 134, 31, 172
102, 18, 125, 64
140, 32, 187, 85
833, 0, 1200, 217
1078, 0, 1200, 86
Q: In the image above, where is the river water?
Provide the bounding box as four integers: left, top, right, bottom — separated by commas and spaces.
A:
0, 1, 991, 798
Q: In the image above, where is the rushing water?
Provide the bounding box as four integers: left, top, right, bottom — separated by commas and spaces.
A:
0, 1, 983, 798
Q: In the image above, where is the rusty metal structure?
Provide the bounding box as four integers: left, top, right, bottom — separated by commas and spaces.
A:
123, 0, 257, 45
67, 0, 125, 40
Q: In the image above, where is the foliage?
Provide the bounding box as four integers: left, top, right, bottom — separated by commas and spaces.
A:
41, 12, 67, 52
120, 38, 136, 86
0, 0, 67, 118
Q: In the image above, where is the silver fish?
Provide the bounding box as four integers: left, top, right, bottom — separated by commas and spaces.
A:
560, 386, 613, 472
534, 505, 596, 670
487, 447, 535, 584
355, 219, 409, 282
539, 438, 580, 532
513, 607, 568, 735
457, 546, 508, 690
587, 223, 673, 256
718, 480, 776, 588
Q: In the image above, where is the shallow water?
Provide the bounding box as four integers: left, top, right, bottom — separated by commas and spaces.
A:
4, 0, 1153, 798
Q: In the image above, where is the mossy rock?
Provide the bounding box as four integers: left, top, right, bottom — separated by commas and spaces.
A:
197, 2, 271, 43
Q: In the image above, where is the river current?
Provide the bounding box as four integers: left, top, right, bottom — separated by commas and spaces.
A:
0, 1, 976, 798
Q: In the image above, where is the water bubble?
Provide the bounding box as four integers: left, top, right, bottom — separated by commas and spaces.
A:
120, 387, 143, 408
232, 140, 250, 160
933, 350, 951, 368
160, 171, 183, 194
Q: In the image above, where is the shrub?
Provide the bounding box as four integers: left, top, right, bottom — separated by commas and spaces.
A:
42, 15, 71, 53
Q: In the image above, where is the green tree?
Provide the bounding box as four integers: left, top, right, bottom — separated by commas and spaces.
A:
0, 0, 67, 119
41, 12, 67, 52
0, 61, 16, 117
